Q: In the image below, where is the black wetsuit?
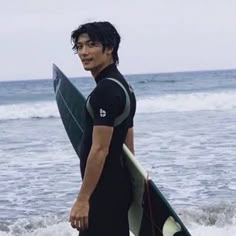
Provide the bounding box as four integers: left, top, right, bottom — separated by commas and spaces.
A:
79, 63, 136, 236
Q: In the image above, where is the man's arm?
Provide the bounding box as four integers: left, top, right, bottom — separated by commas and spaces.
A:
78, 125, 113, 200
69, 125, 113, 230
124, 127, 134, 155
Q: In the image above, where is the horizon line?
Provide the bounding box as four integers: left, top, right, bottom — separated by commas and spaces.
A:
1, 67, 236, 83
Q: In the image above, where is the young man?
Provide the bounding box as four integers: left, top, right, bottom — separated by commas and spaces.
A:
69, 22, 136, 236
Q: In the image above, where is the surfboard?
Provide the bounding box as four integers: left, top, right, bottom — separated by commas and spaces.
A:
53, 64, 191, 236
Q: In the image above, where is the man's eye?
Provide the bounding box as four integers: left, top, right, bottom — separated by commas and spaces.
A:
76, 44, 83, 50
87, 42, 96, 48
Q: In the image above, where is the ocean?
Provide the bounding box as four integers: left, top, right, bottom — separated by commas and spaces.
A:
0, 69, 236, 236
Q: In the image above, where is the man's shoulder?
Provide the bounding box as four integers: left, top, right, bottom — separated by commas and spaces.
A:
95, 78, 125, 93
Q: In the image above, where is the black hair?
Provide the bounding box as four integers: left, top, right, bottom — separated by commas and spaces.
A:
71, 21, 121, 64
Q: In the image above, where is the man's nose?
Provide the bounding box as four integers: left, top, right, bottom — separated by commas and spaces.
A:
79, 45, 89, 55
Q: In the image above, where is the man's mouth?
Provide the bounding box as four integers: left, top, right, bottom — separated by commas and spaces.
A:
82, 58, 92, 64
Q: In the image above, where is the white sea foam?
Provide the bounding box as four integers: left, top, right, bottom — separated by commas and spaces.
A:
0, 205, 235, 235
0, 101, 59, 121
0, 216, 235, 236
189, 223, 236, 236
0, 219, 78, 236
1, 91, 236, 121
137, 91, 236, 113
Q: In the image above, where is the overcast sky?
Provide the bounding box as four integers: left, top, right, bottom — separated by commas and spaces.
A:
0, 0, 236, 81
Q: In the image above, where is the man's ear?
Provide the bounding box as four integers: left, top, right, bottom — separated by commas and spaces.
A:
106, 47, 113, 55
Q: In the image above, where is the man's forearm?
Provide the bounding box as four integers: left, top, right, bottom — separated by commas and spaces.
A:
77, 147, 108, 201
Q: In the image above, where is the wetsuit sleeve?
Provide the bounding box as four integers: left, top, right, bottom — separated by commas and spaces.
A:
89, 80, 126, 126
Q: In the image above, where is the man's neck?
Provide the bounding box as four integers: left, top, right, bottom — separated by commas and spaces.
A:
91, 60, 114, 78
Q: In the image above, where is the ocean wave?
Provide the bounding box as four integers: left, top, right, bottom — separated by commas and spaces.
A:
137, 79, 176, 84
137, 91, 236, 113
179, 202, 236, 227
184, 203, 236, 235
0, 101, 59, 121
0, 215, 77, 236
0, 204, 235, 236
1, 91, 236, 121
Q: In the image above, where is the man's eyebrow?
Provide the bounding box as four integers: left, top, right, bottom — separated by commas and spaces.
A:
77, 39, 92, 44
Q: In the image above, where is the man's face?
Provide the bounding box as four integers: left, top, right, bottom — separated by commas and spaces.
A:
76, 33, 113, 73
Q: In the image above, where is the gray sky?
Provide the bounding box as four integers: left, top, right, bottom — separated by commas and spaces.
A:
0, 0, 236, 81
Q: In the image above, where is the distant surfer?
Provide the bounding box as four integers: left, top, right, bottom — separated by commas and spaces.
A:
69, 21, 136, 236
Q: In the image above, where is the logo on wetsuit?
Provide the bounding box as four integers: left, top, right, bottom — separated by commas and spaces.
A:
100, 109, 106, 117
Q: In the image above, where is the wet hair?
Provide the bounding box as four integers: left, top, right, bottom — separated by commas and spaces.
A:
71, 21, 121, 64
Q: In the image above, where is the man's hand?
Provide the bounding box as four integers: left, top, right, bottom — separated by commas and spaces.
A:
69, 198, 89, 231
